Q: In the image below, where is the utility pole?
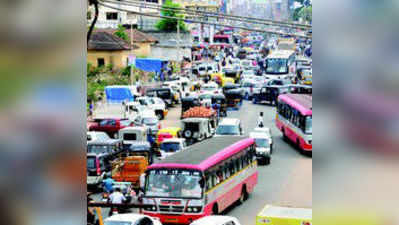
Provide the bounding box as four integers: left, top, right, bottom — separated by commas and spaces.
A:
130, 22, 134, 85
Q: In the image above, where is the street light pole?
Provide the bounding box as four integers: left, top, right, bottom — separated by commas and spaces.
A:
130, 22, 134, 85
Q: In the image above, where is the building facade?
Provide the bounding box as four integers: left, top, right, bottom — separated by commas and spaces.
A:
87, 0, 163, 29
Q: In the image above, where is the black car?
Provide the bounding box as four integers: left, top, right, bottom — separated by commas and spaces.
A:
146, 88, 174, 107
252, 85, 289, 106
288, 84, 312, 95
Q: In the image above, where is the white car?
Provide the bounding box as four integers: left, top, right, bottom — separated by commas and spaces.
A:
104, 213, 162, 225
214, 118, 243, 137
200, 82, 220, 94
137, 97, 168, 120
190, 216, 241, 225
250, 131, 273, 165
87, 131, 111, 144
159, 138, 186, 159
241, 69, 256, 79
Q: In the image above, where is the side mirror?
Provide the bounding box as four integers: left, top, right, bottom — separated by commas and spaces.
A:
199, 178, 205, 188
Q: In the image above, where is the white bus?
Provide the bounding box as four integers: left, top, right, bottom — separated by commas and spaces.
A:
265, 50, 296, 80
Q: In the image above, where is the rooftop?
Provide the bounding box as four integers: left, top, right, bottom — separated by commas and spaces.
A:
88, 31, 131, 51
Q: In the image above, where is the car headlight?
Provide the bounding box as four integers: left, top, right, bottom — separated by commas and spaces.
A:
258, 218, 271, 224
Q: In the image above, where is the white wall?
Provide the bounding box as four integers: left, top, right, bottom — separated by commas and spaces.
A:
150, 46, 192, 62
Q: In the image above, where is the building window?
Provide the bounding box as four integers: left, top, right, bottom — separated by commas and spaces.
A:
97, 58, 105, 67
106, 12, 118, 20
145, 0, 158, 3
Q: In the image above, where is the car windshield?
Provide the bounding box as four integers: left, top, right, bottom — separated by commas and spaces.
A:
120, 120, 131, 126
202, 86, 216, 91
143, 117, 158, 125
139, 99, 148, 105
216, 125, 240, 135
255, 138, 269, 148
87, 145, 112, 154
87, 157, 96, 170
305, 116, 312, 134
243, 82, 254, 88
160, 142, 181, 153
145, 169, 202, 198
266, 58, 288, 74
104, 221, 132, 225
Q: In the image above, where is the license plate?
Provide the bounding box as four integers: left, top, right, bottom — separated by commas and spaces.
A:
165, 218, 178, 222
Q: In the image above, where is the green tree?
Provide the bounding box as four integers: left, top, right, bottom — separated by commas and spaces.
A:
299, 5, 312, 22
156, 0, 186, 32
114, 24, 129, 41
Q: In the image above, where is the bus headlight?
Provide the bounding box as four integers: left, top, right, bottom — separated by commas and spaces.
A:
144, 205, 157, 211
185, 206, 202, 213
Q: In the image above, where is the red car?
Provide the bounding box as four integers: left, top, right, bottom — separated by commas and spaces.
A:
88, 118, 134, 138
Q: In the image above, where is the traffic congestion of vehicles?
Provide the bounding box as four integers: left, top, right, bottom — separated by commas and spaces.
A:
87, 28, 311, 225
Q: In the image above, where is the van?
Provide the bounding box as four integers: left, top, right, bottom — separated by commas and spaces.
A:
249, 132, 273, 165
87, 153, 112, 188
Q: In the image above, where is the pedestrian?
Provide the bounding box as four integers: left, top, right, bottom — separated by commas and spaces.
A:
257, 112, 264, 128
89, 100, 94, 117
102, 174, 115, 193
109, 187, 126, 216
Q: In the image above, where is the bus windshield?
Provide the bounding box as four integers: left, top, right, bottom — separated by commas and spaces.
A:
266, 58, 288, 74
305, 116, 312, 134
145, 169, 203, 199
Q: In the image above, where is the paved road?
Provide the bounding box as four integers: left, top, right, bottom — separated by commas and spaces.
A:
91, 100, 312, 224
158, 100, 311, 224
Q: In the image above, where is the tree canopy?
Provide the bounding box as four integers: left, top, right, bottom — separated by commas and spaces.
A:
156, 0, 187, 32
114, 24, 129, 41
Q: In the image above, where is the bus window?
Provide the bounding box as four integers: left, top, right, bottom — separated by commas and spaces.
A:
206, 174, 212, 191
229, 161, 235, 174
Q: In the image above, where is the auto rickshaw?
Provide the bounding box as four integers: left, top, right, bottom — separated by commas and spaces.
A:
181, 96, 201, 118
211, 94, 227, 117
222, 83, 242, 95
225, 89, 243, 110
156, 127, 183, 146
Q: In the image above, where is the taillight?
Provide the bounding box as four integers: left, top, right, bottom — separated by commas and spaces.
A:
96, 158, 101, 175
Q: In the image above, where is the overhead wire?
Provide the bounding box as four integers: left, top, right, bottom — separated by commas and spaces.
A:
98, 1, 311, 39
101, 0, 311, 30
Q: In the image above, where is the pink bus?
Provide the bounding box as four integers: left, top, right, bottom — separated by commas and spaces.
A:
141, 136, 258, 224
276, 94, 312, 152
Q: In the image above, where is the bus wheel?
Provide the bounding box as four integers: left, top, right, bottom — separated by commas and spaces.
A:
239, 185, 248, 205
212, 204, 219, 215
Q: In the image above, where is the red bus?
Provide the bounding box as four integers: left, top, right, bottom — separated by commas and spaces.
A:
141, 136, 258, 224
276, 94, 312, 152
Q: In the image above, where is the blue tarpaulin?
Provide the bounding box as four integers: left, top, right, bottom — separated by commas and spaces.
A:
105, 86, 134, 103
135, 58, 163, 73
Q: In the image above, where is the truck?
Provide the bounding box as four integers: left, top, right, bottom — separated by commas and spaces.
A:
111, 156, 148, 189
256, 205, 312, 225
